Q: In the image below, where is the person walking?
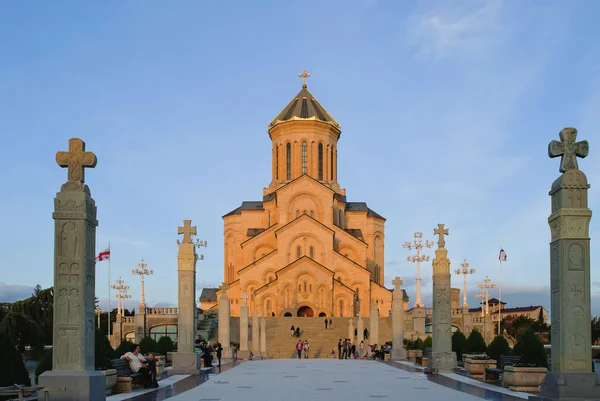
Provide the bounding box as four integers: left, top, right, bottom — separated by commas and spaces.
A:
290, 325, 295, 336
215, 343, 223, 367
295, 327, 300, 337
337, 339, 342, 359
303, 340, 310, 359
296, 339, 303, 359
324, 318, 328, 330
329, 318, 333, 330
342, 338, 348, 359
359, 341, 365, 359
363, 328, 369, 340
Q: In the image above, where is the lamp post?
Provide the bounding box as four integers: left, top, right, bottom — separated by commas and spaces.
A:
111, 277, 129, 317
454, 259, 476, 308
403, 232, 434, 308
474, 290, 485, 317
132, 259, 154, 311
478, 276, 496, 316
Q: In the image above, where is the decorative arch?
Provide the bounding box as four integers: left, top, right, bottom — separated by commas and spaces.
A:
285, 232, 322, 264
339, 244, 358, 262
262, 269, 276, 284
253, 243, 274, 261
288, 192, 323, 220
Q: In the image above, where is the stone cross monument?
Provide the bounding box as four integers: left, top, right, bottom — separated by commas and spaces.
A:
369, 301, 379, 346
39, 138, 105, 401
348, 318, 354, 341
357, 312, 365, 344
251, 310, 260, 356
172, 219, 201, 374
391, 277, 406, 361
218, 284, 231, 356
535, 128, 599, 401
239, 293, 249, 358
427, 223, 457, 372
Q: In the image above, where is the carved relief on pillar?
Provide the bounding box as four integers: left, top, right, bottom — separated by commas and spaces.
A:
59, 222, 80, 259
57, 329, 81, 366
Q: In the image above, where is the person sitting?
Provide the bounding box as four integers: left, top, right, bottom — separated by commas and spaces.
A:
146, 352, 159, 388
121, 344, 151, 388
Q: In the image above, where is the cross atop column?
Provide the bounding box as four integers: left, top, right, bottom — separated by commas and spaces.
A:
241, 292, 249, 305
219, 283, 230, 293
178, 220, 197, 244
549, 127, 589, 173
434, 223, 449, 248
56, 138, 97, 183
299, 68, 311, 88
392, 276, 403, 290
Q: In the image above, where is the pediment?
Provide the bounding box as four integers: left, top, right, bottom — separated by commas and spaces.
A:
275, 213, 334, 238
275, 174, 335, 199
275, 256, 335, 279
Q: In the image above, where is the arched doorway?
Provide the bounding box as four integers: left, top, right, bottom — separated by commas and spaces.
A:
284, 312, 293, 317
297, 306, 314, 317
318, 312, 327, 317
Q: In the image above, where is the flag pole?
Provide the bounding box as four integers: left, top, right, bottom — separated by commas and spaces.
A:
108, 241, 111, 338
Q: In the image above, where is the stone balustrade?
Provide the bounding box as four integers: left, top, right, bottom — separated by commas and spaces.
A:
122, 316, 135, 323
147, 307, 179, 315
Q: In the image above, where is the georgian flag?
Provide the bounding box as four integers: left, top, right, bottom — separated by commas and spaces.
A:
499, 249, 507, 262
95, 249, 110, 262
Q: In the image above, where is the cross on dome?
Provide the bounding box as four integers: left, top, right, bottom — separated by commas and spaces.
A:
299, 68, 310, 88
56, 138, 97, 183
549, 127, 589, 173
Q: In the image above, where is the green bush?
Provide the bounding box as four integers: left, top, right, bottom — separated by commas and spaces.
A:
114, 339, 134, 357
487, 335, 511, 361
462, 329, 487, 354
513, 329, 548, 368
0, 337, 31, 386
34, 350, 52, 384
452, 330, 467, 360
156, 336, 175, 356
95, 329, 116, 370
423, 336, 432, 349
139, 336, 158, 355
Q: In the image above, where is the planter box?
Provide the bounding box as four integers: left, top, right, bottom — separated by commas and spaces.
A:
166, 352, 173, 363
421, 357, 429, 367
503, 366, 547, 392
408, 350, 423, 364
101, 369, 117, 395
462, 353, 486, 364
464, 358, 496, 380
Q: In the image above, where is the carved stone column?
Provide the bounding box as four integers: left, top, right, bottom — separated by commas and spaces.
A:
412, 307, 425, 335
238, 294, 249, 359
369, 301, 379, 346
391, 277, 406, 361
172, 220, 201, 374
251, 311, 260, 356
536, 128, 599, 401
357, 313, 364, 345
218, 287, 231, 355
40, 138, 105, 401
348, 318, 354, 341
428, 223, 457, 372
260, 317, 267, 358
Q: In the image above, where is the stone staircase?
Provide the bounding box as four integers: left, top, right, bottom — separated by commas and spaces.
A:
263, 317, 393, 359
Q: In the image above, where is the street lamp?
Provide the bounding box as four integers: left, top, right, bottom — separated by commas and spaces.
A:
478, 276, 496, 316
454, 259, 476, 308
132, 260, 154, 311
95, 305, 102, 329
403, 232, 434, 308
111, 277, 129, 317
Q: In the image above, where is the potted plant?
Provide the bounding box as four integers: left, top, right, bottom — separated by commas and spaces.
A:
503, 329, 548, 392
463, 330, 495, 379
405, 338, 424, 364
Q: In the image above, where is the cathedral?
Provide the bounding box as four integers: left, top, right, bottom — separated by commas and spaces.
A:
219, 73, 393, 318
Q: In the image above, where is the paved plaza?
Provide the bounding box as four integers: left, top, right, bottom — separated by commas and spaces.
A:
154, 359, 506, 401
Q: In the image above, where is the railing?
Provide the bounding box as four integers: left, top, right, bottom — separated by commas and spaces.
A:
147, 307, 179, 315
122, 316, 135, 323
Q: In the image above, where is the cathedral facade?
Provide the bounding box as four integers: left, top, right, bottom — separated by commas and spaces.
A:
220, 79, 392, 318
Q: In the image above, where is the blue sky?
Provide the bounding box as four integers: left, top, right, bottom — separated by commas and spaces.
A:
1, 0, 599, 316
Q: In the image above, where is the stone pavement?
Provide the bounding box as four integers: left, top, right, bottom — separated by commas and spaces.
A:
162, 359, 498, 401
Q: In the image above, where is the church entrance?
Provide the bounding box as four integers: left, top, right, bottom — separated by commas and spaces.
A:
297, 306, 314, 317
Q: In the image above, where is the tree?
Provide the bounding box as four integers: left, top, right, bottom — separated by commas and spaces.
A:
95, 329, 116, 369
139, 336, 158, 355
487, 335, 510, 361
462, 329, 487, 354
157, 336, 175, 356
452, 330, 467, 360
591, 316, 600, 345
0, 334, 31, 386
513, 329, 548, 367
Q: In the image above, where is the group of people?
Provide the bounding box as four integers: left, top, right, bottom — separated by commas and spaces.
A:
120, 344, 160, 389
332, 339, 391, 360
194, 339, 224, 367
295, 339, 310, 359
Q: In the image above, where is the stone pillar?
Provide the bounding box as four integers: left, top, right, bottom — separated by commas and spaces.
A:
357, 313, 364, 345
369, 301, 379, 346
348, 319, 354, 341
40, 138, 105, 401
238, 294, 249, 358
537, 128, 599, 401
391, 277, 406, 361
172, 220, 202, 374
260, 317, 267, 358
134, 313, 146, 343
462, 306, 472, 335
483, 315, 493, 344
218, 286, 231, 355
413, 307, 425, 335
428, 223, 457, 372
251, 311, 260, 355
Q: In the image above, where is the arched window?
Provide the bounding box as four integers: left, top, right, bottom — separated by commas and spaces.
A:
303, 282, 307, 292
309, 284, 312, 292
309, 246, 314, 259
276, 147, 279, 180
339, 299, 344, 316
310, 210, 314, 218
318, 143, 323, 180
302, 141, 308, 174
330, 147, 334, 180
296, 246, 301, 259
298, 284, 302, 292
338, 210, 342, 227
286, 143, 292, 180
296, 210, 299, 218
